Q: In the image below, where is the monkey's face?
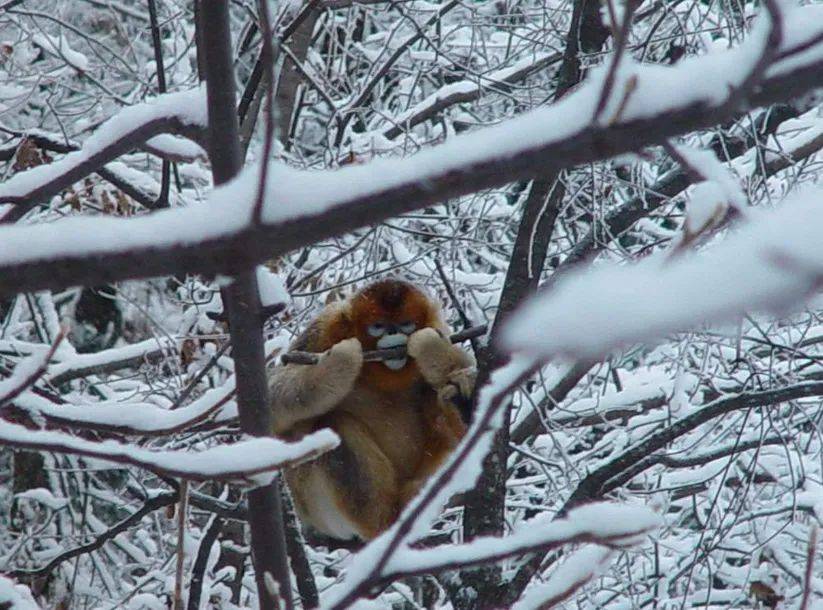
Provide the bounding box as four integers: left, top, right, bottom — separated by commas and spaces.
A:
366, 319, 418, 370
350, 280, 441, 390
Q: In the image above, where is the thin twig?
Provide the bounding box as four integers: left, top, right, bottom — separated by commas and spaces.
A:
173, 480, 189, 610
0, 328, 65, 406
799, 526, 818, 610
593, 0, 641, 122
280, 324, 487, 365
187, 514, 224, 610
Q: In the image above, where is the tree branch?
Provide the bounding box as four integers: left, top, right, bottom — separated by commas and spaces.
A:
1, 18, 820, 299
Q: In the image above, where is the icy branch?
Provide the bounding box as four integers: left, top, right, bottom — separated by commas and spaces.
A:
381, 503, 659, 579
0, 5, 821, 298
502, 188, 823, 360
0, 420, 337, 483
0, 88, 207, 219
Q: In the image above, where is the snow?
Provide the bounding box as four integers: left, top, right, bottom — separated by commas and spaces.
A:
0, 575, 39, 610
14, 487, 68, 510
511, 546, 614, 610
385, 503, 659, 575
48, 337, 177, 383
0, 352, 45, 403
0, 418, 338, 483
671, 143, 747, 236
15, 376, 236, 434
0, 6, 821, 273
256, 266, 289, 308
502, 189, 823, 360
144, 134, 206, 162
31, 32, 89, 73
0, 87, 207, 202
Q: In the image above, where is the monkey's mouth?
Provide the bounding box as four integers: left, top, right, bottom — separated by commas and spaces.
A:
377, 334, 408, 370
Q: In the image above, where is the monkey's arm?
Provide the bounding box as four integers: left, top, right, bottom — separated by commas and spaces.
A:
269, 338, 362, 435
407, 328, 476, 404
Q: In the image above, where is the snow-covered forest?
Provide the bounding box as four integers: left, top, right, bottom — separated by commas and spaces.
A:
1, 0, 823, 608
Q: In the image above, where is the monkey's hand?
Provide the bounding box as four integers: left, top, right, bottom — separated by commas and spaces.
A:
407, 328, 475, 397
317, 338, 363, 390
270, 338, 362, 435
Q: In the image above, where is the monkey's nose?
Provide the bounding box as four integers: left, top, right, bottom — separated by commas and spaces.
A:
377, 334, 408, 370
377, 333, 407, 349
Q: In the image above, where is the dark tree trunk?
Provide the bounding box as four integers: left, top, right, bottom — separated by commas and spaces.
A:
197, 3, 293, 609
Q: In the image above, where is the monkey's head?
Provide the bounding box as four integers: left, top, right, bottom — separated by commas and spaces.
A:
349, 279, 443, 391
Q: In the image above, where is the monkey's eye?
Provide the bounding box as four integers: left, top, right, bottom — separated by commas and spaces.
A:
399, 321, 416, 334
367, 323, 386, 337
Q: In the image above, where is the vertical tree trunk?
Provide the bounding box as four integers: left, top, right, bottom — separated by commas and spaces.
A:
197, 3, 293, 609
455, 1, 610, 607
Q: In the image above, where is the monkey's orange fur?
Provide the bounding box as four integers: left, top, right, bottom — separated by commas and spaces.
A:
269, 280, 473, 541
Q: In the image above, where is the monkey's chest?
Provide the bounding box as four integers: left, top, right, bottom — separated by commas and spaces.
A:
338, 390, 430, 480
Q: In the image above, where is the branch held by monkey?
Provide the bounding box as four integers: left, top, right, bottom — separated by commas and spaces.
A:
280, 324, 487, 365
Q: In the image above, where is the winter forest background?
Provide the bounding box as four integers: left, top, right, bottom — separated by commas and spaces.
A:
1, 0, 823, 608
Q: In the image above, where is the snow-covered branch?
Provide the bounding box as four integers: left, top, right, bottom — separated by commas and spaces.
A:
0, 419, 337, 483
0, 4, 821, 298
502, 188, 823, 360
0, 88, 207, 221
380, 503, 659, 579
6, 378, 236, 436
511, 546, 616, 610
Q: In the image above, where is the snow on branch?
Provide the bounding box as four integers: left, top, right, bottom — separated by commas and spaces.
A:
0, 419, 337, 483
48, 336, 177, 385
381, 51, 562, 140
0, 575, 39, 610
8, 377, 236, 436
502, 187, 823, 361
0, 5, 821, 298
511, 546, 616, 610
0, 87, 207, 218
381, 503, 659, 579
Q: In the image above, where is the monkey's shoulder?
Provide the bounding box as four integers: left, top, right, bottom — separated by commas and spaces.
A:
292, 301, 355, 352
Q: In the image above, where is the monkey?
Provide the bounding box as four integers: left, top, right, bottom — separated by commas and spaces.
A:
268, 279, 475, 541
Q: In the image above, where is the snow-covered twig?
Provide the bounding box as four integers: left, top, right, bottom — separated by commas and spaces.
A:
1, 4, 821, 299
379, 503, 659, 580
502, 189, 823, 361
0, 329, 64, 406
382, 51, 562, 140
0, 88, 207, 221
0, 419, 338, 482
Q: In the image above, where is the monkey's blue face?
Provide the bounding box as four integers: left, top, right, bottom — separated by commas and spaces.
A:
368, 321, 417, 370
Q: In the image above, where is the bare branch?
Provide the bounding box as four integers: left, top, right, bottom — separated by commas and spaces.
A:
0, 15, 820, 299
0, 418, 338, 482
7, 491, 179, 580
280, 324, 487, 364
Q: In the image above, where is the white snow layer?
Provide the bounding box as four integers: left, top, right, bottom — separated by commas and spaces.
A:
0, 6, 820, 269
0, 575, 40, 610
501, 188, 823, 360
0, 418, 338, 483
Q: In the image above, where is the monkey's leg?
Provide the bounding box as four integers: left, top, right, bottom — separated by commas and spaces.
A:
290, 412, 400, 541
